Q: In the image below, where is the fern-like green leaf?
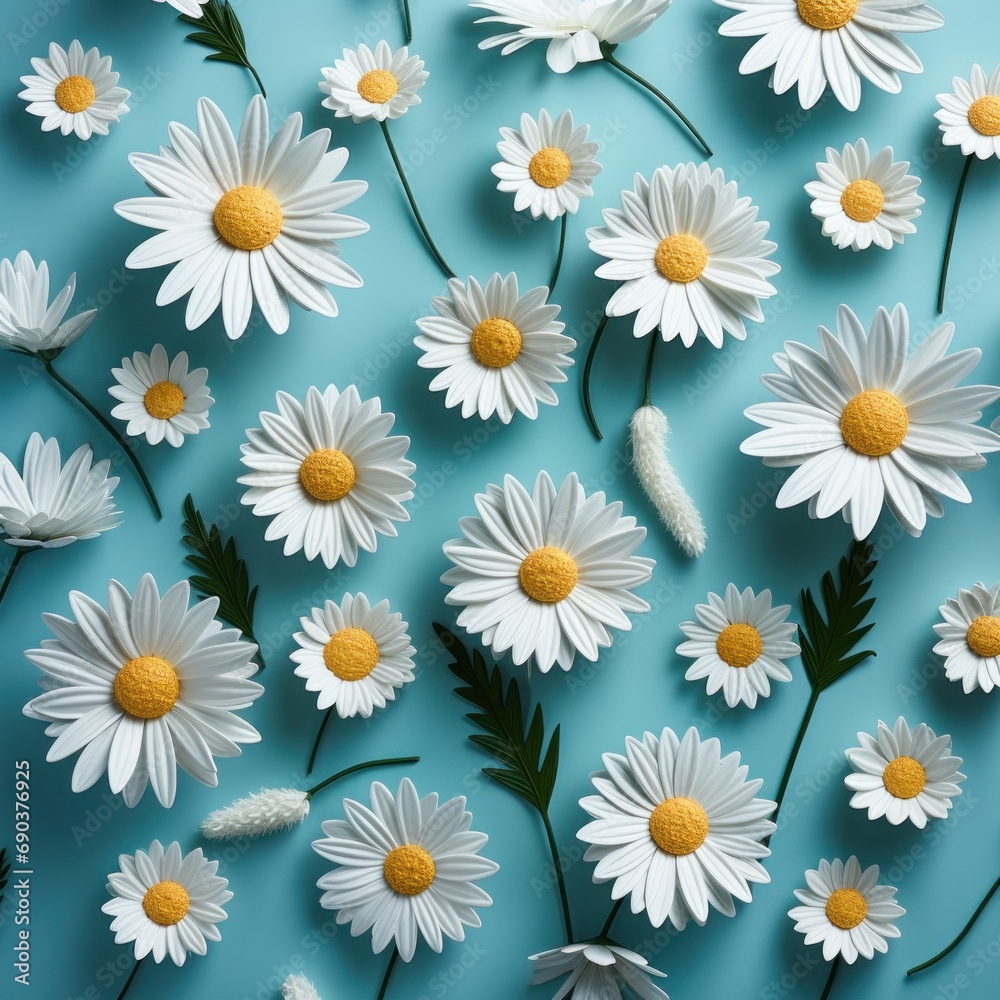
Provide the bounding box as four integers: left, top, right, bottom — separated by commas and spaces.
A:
179, 0, 266, 97
0, 848, 9, 909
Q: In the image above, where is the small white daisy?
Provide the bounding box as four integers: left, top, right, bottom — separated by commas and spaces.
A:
677, 584, 799, 709
312, 777, 498, 962
19, 41, 130, 141
319, 41, 428, 123
789, 857, 904, 964
292, 593, 416, 719
109, 344, 213, 448
415, 273, 575, 423
529, 942, 669, 1000
238, 385, 415, 569
155, 0, 207, 15
102, 840, 231, 966
281, 975, 321, 1000
936, 65, 1000, 160
933, 582, 1000, 693
578, 726, 776, 930
805, 139, 924, 252
844, 717, 964, 828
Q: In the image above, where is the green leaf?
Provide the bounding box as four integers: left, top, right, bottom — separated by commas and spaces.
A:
0, 848, 9, 908
181, 494, 265, 670
179, 0, 265, 97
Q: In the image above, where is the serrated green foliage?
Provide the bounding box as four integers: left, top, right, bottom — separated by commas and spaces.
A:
0, 848, 9, 909
179, 0, 266, 97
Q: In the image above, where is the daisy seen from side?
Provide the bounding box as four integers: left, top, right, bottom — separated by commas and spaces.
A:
529, 942, 669, 1000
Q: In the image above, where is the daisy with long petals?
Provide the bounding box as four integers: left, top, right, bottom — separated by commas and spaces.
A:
529, 942, 669, 1000
933, 582, 1000, 693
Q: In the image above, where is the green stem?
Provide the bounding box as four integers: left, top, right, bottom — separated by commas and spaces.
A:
641, 334, 657, 407
115, 957, 143, 1000
401, 0, 412, 43
41, 359, 162, 519
600, 898, 623, 939
306, 756, 420, 798
768, 687, 821, 836
819, 955, 840, 1000
907, 873, 1000, 976
247, 62, 266, 99
376, 945, 399, 1000
379, 120, 456, 280
582, 313, 611, 441
0, 549, 26, 606
306, 707, 334, 777
549, 214, 567, 293
938, 154, 974, 314
542, 812, 574, 944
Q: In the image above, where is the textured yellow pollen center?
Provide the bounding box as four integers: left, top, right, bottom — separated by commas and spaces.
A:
299, 449, 356, 502
797, 0, 858, 29
383, 844, 436, 895
716, 623, 764, 668
882, 756, 927, 799
825, 888, 868, 929
142, 880, 191, 926
470, 317, 523, 368
966, 615, 1000, 657
655, 235, 708, 283
519, 546, 578, 603
840, 390, 909, 457
357, 69, 399, 104
55, 75, 96, 113
113, 657, 180, 720
528, 147, 573, 188
840, 179, 885, 223
649, 797, 709, 856
143, 381, 185, 420
968, 96, 1000, 137
323, 627, 380, 681
213, 185, 283, 251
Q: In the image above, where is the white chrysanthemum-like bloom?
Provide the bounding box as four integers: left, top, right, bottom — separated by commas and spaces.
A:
201, 788, 311, 840
282, 974, 322, 1000
154, 0, 207, 15
936, 65, 1000, 160
319, 41, 427, 123
529, 942, 669, 999
933, 582, 1000, 693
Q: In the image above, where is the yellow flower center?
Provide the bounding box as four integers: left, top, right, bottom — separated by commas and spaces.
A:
840, 179, 885, 223
518, 546, 578, 603
839, 390, 909, 457
113, 656, 180, 720
882, 756, 927, 799
54, 75, 96, 113
648, 797, 709, 856
142, 880, 191, 926
715, 623, 764, 668
357, 69, 399, 104
797, 0, 859, 30
966, 615, 1000, 657
655, 235, 708, 283
213, 185, 284, 251
825, 888, 868, 930
143, 381, 185, 420
383, 844, 436, 895
528, 147, 573, 188
323, 627, 380, 681
299, 449, 356, 502
470, 317, 523, 368
968, 96, 1000, 137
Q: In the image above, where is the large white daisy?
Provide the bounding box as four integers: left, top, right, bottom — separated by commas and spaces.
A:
529, 942, 669, 1000
115, 95, 368, 340
22, 574, 263, 807
414, 273, 574, 423
933, 582, 1000, 693
319, 41, 427, 123
442, 471, 654, 673
936, 65, 1000, 160
741, 304, 1000, 540
312, 777, 498, 962
238, 385, 415, 569
715, 0, 944, 111
587, 163, 778, 347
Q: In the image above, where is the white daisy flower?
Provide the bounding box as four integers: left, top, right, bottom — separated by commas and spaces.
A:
238, 385, 415, 569
587, 163, 778, 347
741, 304, 1000, 540
102, 840, 231, 966
677, 584, 799, 709
292, 593, 416, 719
529, 942, 669, 1000
933, 582, 1000, 693
578, 726, 776, 930
109, 344, 213, 448
22, 574, 263, 808
415, 273, 575, 423
0, 251, 96, 356
936, 65, 1000, 160
442, 471, 654, 673
805, 139, 924, 252
715, 0, 943, 111
281, 974, 321, 1000
789, 857, 904, 963
319, 41, 427, 123
493, 110, 602, 220
19, 41, 130, 141
844, 717, 965, 828
155, 0, 207, 15
115, 95, 368, 341
312, 777, 498, 962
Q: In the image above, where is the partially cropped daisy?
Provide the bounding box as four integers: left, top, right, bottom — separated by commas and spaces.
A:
936, 65, 1000, 160
319, 41, 427, 123
933, 582, 1000, 693
109, 344, 213, 447
677, 584, 799, 709
238, 385, 415, 569
312, 777, 498, 962
716, 0, 943, 111
442, 471, 654, 673
19, 41, 130, 140
588, 163, 778, 347
102, 840, 231, 965
115, 95, 368, 340
742, 304, 1000, 540
789, 857, 904, 963
579, 726, 775, 930
415, 273, 575, 423
281, 975, 321, 1000
845, 717, 964, 828
23, 574, 263, 807
529, 942, 669, 1000
806, 139, 924, 252
155, 0, 207, 14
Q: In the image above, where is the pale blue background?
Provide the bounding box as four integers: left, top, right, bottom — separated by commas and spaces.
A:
1, 1, 999, 998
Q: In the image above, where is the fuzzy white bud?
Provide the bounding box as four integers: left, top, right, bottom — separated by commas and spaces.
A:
200, 788, 311, 840
281, 973, 321, 1000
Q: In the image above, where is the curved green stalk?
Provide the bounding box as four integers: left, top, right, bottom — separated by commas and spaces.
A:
306, 756, 420, 798
938, 155, 974, 314
582, 313, 611, 440
549, 214, 567, 292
